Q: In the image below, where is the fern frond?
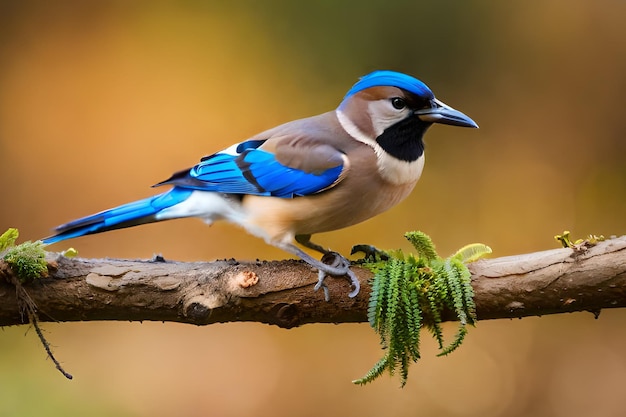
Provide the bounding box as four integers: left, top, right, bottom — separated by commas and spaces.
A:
357, 231, 488, 386
443, 259, 468, 325
437, 326, 468, 357
406, 280, 422, 361
452, 243, 492, 263
367, 271, 383, 328
405, 231, 438, 261
424, 287, 444, 348
352, 354, 390, 385
385, 259, 403, 367
0, 228, 19, 252
399, 349, 410, 387
451, 257, 477, 325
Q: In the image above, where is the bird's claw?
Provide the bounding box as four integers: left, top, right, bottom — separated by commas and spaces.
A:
314, 270, 331, 302
350, 244, 390, 261
314, 251, 360, 301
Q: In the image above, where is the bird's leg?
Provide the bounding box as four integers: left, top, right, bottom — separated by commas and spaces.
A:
278, 236, 360, 301
316, 251, 359, 301
295, 234, 329, 255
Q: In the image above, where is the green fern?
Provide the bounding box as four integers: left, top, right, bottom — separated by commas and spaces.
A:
353, 231, 491, 387
0, 228, 19, 251
405, 231, 438, 261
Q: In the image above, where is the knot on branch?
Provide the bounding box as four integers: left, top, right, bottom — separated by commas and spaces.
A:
184, 296, 214, 322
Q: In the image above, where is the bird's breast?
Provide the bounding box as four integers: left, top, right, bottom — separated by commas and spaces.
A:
239, 165, 418, 243
374, 151, 425, 185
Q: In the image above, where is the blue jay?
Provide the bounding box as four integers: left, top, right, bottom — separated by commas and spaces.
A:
43, 70, 477, 300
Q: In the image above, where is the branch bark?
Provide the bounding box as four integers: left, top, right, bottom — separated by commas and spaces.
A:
1, 236, 625, 328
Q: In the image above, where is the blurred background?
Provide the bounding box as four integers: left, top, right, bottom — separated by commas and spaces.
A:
1, 1, 626, 416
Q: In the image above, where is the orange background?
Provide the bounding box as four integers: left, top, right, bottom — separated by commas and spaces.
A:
1, 2, 625, 416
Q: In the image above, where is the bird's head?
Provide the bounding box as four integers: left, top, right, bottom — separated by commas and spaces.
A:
337, 70, 477, 163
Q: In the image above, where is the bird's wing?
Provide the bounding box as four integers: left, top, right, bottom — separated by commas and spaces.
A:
154, 131, 349, 198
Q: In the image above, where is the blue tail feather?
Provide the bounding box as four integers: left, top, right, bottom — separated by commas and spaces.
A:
43, 187, 193, 244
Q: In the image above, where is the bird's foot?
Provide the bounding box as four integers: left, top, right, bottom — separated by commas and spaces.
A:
313, 251, 360, 302
286, 244, 360, 301
350, 244, 390, 262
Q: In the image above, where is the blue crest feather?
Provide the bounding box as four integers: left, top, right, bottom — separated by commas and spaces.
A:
344, 70, 434, 100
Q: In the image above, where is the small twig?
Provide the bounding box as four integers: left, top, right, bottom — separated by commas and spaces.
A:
27, 308, 73, 380
14, 281, 73, 380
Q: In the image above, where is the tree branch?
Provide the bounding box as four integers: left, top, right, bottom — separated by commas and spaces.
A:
1, 236, 625, 328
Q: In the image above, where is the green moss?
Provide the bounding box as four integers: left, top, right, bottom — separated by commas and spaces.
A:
1, 228, 48, 283
353, 231, 491, 387
555, 230, 605, 248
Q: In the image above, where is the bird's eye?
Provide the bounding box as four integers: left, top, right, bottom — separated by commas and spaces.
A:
391, 97, 406, 110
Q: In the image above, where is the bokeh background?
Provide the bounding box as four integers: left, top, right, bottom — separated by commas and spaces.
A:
1, 1, 626, 416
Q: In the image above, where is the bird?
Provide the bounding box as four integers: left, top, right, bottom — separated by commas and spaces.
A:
42, 70, 478, 300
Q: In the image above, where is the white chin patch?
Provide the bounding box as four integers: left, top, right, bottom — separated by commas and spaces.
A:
375, 150, 425, 185
336, 109, 425, 185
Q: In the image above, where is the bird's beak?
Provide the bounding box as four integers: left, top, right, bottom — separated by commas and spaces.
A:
415, 99, 478, 128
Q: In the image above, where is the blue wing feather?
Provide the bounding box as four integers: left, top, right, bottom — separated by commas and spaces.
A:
161, 147, 344, 198
190, 154, 262, 194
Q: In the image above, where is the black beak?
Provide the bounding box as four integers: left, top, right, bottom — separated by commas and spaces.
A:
415, 99, 478, 128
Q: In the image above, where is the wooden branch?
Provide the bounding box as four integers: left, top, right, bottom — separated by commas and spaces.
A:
1, 236, 625, 328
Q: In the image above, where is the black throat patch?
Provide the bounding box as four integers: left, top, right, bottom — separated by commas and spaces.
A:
375, 116, 429, 162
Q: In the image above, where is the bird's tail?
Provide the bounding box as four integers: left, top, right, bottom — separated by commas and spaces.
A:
42, 187, 194, 244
